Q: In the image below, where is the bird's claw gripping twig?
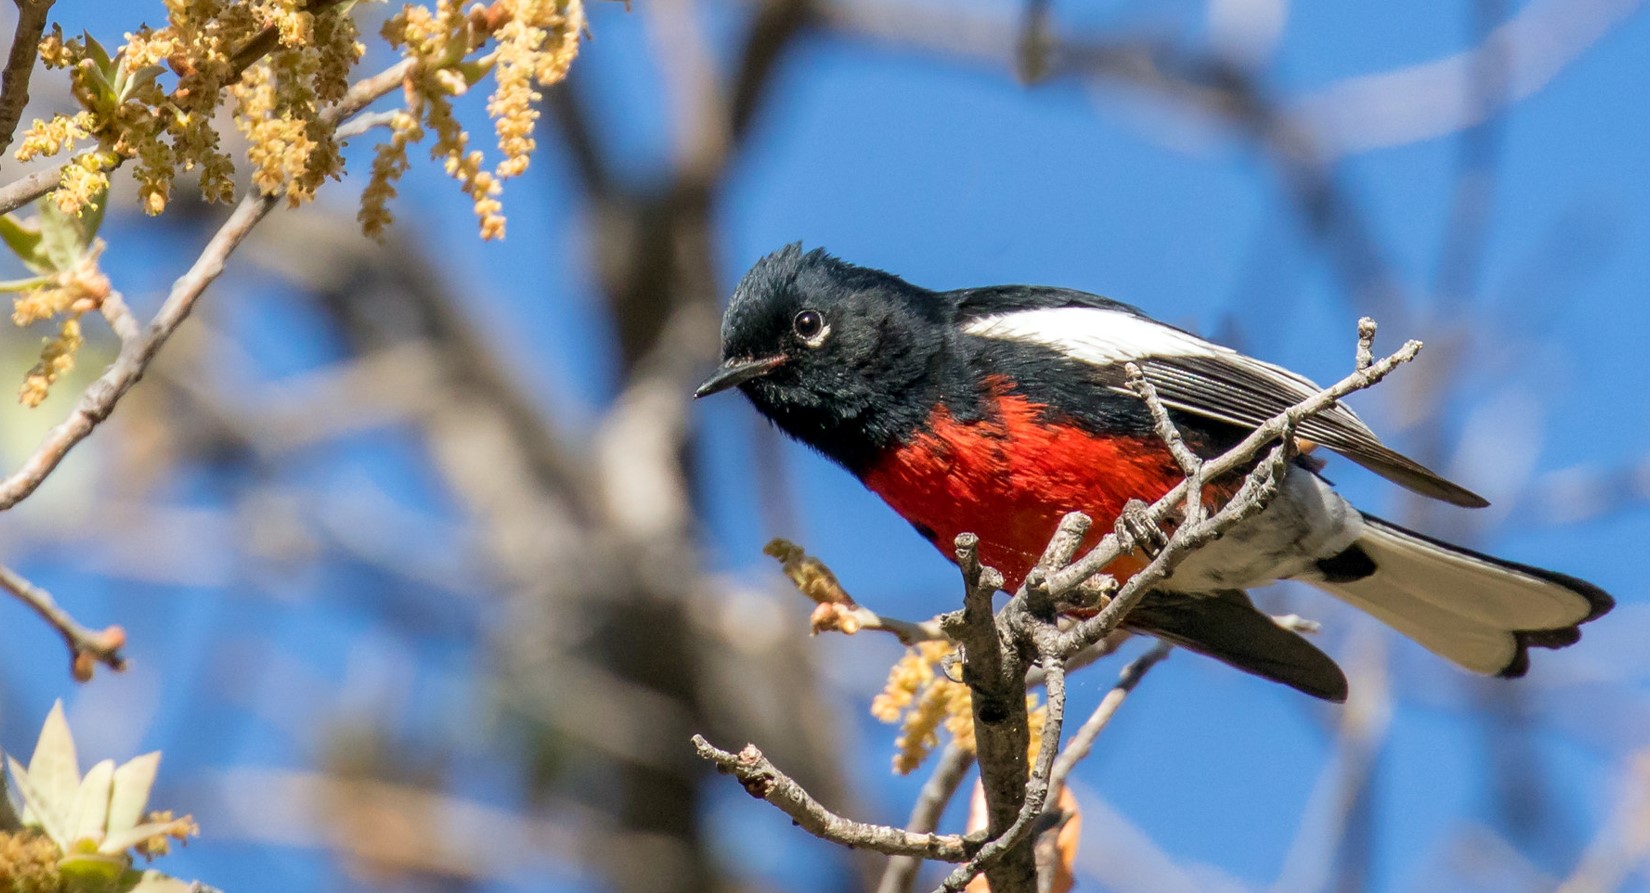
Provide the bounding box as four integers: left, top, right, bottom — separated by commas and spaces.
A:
1114, 499, 1168, 558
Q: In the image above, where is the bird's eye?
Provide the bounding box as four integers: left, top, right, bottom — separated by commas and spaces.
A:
792, 309, 829, 346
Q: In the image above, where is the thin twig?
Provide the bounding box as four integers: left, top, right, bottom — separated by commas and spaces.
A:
765, 538, 951, 643
1047, 641, 1172, 799
690, 735, 978, 862
1046, 336, 1422, 600
0, 58, 413, 512
0, 561, 126, 677
0, 159, 61, 214
1124, 363, 1202, 478
934, 650, 1068, 893
0, 193, 275, 510
0, 0, 53, 161
1025, 511, 1091, 616
1125, 362, 1207, 523
878, 744, 975, 893
1050, 437, 1296, 657
1355, 317, 1377, 371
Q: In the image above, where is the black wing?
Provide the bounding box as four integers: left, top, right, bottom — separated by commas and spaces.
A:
954, 291, 1488, 508
1137, 352, 1487, 507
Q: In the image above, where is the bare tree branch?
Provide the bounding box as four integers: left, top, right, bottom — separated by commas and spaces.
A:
0, 155, 63, 213
0, 196, 274, 510
878, 744, 975, 893
0, 58, 412, 512
0, 560, 126, 678
691, 735, 978, 861
939, 535, 1036, 891
934, 652, 1067, 893
1047, 642, 1172, 800
0, 0, 53, 160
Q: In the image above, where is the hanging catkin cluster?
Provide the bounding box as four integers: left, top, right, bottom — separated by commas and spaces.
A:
5, 0, 585, 406
362, 0, 585, 239
17, 0, 365, 217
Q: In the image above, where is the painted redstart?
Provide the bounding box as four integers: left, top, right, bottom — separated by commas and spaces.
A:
696, 245, 1613, 701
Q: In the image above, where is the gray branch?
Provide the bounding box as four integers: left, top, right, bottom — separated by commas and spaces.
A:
690, 735, 979, 862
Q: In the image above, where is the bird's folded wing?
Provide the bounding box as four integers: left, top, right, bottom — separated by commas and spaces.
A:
1136, 353, 1487, 507
961, 302, 1487, 508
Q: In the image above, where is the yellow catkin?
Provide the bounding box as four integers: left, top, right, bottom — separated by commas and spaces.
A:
0, 830, 65, 893
872, 643, 1051, 776
362, 0, 585, 239
19, 0, 363, 215
19, 316, 84, 407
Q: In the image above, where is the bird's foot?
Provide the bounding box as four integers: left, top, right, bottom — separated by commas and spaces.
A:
1115, 499, 1168, 558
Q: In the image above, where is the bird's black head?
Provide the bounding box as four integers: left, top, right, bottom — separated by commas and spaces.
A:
696, 244, 947, 472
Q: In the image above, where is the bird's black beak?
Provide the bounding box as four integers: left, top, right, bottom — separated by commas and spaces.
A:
694, 355, 787, 398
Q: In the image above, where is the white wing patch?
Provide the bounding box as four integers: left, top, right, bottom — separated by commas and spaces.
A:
962, 306, 1218, 365
963, 306, 1327, 394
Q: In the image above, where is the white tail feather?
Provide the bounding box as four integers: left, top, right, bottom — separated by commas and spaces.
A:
1314, 516, 1604, 675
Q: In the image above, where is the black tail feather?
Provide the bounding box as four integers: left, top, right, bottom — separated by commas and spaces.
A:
1127, 589, 1348, 702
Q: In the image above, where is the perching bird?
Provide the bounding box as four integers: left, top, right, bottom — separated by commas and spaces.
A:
695, 245, 1613, 701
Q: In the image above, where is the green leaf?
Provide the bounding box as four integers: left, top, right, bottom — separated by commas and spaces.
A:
71, 758, 115, 846
456, 59, 494, 87
77, 185, 107, 242
0, 275, 51, 293
8, 754, 69, 849
83, 33, 114, 81
38, 197, 89, 270
116, 64, 163, 102
107, 753, 159, 837
25, 701, 80, 829
0, 213, 50, 274
59, 848, 129, 885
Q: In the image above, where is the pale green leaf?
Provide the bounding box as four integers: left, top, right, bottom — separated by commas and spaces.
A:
26, 701, 80, 819
77, 185, 106, 242
115, 64, 162, 102
38, 199, 86, 270
107, 752, 159, 836
83, 33, 114, 81
8, 753, 70, 848
71, 758, 115, 845
0, 275, 49, 292
0, 213, 49, 274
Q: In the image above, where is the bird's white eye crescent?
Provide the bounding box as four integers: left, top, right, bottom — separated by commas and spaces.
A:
792, 309, 829, 347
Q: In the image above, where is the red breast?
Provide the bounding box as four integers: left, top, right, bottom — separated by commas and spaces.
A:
862, 388, 1214, 590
